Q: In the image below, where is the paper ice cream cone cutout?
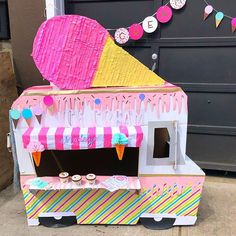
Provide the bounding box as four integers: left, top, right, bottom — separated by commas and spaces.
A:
12, 119, 19, 128
32, 151, 41, 167
232, 25, 236, 33
22, 108, 33, 127
27, 141, 45, 167
231, 18, 236, 33
215, 12, 224, 28
215, 20, 221, 28
43, 96, 54, 113
26, 118, 32, 127
32, 15, 165, 89
48, 105, 54, 113
32, 105, 43, 124
112, 133, 128, 161
10, 109, 21, 129
35, 114, 42, 124
203, 5, 213, 21
115, 144, 125, 161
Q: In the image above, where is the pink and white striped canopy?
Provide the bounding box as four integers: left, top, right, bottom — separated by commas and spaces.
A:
22, 126, 143, 150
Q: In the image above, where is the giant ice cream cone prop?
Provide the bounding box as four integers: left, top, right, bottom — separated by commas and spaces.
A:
112, 133, 129, 161
32, 152, 41, 167
27, 141, 45, 167
32, 15, 165, 90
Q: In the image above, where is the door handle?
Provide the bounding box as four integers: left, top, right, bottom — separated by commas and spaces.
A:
151, 53, 158, 71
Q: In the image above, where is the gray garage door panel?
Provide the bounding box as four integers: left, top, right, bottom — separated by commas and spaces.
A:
187, 128, 236, 171
187, 92, 236, 126
158, 46, 236, 85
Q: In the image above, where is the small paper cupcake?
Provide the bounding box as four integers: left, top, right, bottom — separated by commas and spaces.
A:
86, 174, 96, 185
72, 175, 82, 186
59, 172, 69, 184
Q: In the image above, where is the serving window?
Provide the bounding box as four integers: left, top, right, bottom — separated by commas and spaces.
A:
35, 148, 139, 177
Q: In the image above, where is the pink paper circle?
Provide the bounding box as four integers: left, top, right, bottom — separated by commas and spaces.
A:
115, 28, 129, 44
43, 95, 54, 106
32, 105, 43, 116
205, 5, 213, 14
156, 6, 173, 23
129, 24, 144, 40
231, 18, 236, 26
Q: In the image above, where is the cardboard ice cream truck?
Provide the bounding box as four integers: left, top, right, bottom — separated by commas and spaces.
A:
9, 15, 205, 229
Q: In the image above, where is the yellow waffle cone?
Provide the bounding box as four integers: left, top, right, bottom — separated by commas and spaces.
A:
115, 144, 125, 161
92, 37, 165, 87
215, 19, 221, 28
32, 151, 41, 167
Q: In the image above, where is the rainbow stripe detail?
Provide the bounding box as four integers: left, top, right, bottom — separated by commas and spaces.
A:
22, 182, 203, 225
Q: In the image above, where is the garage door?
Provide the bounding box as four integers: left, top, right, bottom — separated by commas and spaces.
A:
65, 0, 236, 171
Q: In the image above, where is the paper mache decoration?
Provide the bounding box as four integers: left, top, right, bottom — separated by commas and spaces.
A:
32, 15, 165, 90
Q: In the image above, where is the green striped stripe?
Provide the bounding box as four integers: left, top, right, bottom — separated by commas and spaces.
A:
46, 190, 72, 212
159, 187, 192, 213
26, 191, 52, 214
176, 195, 200, 216
109, 190, 150, 224
90, 190, 129, 223
77, 190, 110, 220
65, 189, 91, 212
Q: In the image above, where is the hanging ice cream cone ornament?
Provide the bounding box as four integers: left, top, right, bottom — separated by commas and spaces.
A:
112, 133, 129, 161
32, 105, 43, 124
9, 109, 21, 128
203, 5, 213, 20
215, 12, 224, 28
22, 108, 33, 127
231, 18, 236, 33
32, 152, 41, 167
43, 95, 54, 113
27, 141, 45, 167
115, 144, 125, 161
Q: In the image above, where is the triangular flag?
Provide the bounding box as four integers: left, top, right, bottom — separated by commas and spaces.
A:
215, 12, 224, 28
204, 5, 213, 21
231, 18, 236, 33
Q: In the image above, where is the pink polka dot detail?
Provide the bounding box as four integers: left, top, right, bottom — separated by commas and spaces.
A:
129, 24, 144, 40
156, 6, 173, 23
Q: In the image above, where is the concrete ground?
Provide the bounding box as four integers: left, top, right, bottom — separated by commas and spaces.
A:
0, 176, 235, 236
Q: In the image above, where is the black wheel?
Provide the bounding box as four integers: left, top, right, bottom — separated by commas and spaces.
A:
140, 217, 175, 230
39, 216, 77, 228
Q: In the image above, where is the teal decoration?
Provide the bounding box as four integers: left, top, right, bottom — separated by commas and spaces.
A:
10, 109, 20, 120
95, 98, 101, 105
139, 93, 145, 101
215, 12, 224, 20
30, 178, 49, 188
22, 108, 33, 120
112, 133, 129, 145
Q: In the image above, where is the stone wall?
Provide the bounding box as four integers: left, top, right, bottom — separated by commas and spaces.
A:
0, 45, 18, 190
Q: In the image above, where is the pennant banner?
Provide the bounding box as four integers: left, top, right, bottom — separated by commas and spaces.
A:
108, 0, 187, 44
203, 1, 236, 33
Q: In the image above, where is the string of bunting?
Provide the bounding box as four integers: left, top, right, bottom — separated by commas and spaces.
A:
203, 0, 236, 33
108, 0, 187, 44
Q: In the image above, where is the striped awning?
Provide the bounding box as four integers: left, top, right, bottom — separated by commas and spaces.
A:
22, 126, 143, 150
